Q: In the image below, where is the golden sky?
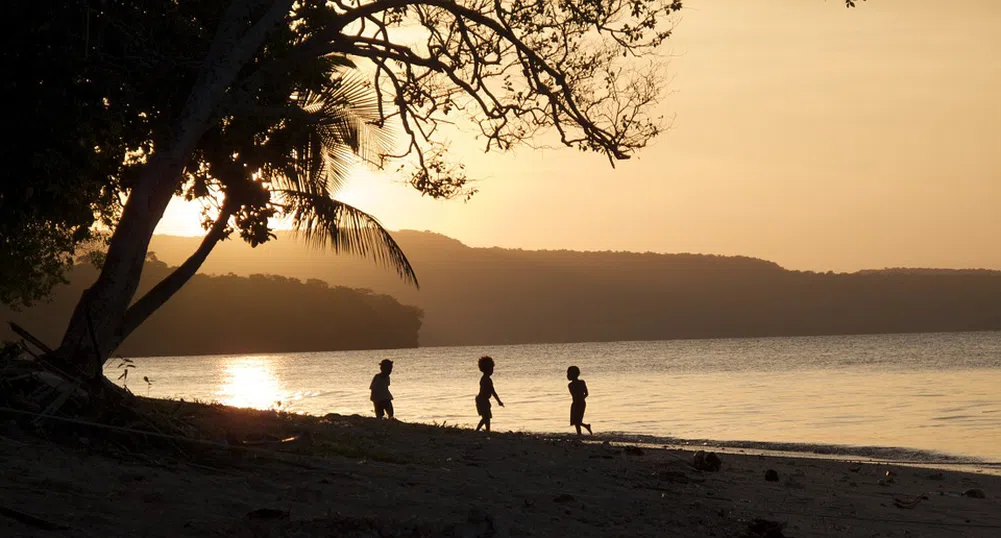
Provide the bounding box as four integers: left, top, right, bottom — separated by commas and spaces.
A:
157, 0, 1001, 272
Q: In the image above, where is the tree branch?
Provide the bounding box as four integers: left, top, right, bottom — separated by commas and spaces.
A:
115, 204, 235, 351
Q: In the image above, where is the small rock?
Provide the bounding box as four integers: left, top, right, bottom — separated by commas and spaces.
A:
963, 488, 987, 499
764, 469, 779, 482
693, 450, 722, 472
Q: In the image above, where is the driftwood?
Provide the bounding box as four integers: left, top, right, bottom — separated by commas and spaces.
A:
8, 321, 52, 355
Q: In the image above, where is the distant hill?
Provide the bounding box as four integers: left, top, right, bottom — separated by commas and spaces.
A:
144, 231, 1001, 347
1, 260, 422, 356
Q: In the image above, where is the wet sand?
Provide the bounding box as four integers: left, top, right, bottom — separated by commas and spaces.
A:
1, 401, 999, 537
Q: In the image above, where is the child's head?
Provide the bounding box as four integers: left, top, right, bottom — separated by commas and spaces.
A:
379, 359, 393, 375
567, 365, 581, 380
478, 355, 495, 374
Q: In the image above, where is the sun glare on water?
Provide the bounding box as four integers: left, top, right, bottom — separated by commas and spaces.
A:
216, 357, 286, 410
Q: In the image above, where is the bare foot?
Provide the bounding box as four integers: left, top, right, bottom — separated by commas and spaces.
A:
584, 424, 593, 435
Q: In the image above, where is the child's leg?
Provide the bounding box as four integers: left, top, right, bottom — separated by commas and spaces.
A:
574, 424, 582, 435
584, 423, 592, 434
374, 402, 385, 418
476, 417, 486, 431
386, 401, 395, 419
484, 418, 490, 432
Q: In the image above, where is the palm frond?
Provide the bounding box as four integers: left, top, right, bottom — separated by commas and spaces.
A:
277, 189, 418, 288
268, 70, 395, 197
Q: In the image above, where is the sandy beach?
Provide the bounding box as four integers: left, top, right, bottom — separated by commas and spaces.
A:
2, 400, 999, 538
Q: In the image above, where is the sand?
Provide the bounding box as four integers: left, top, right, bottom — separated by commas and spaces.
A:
1, 401, 999, 537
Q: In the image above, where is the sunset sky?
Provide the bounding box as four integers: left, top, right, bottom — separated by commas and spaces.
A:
156, 0, 1001, 273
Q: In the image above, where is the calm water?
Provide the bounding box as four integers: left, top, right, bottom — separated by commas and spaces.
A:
109, 331, 1001, 465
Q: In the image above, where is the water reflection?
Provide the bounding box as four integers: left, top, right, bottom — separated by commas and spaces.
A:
217, 357, 285, 410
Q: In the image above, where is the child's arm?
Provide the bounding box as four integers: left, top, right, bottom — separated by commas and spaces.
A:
583, 380, 588, 398
492, 387, 504, 406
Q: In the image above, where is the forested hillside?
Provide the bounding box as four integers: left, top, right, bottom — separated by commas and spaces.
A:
2, 260, 422, 356
143, 231, 1001, 346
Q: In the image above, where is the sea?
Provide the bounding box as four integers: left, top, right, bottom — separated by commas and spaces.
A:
107, 331, 1001, 472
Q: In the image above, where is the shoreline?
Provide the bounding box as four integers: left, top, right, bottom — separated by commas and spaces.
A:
581, 434, 1001, 477
2, 398, 999, 537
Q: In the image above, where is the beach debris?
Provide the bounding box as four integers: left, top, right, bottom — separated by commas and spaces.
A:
885, 470, 897, 477
963, 488, 987, 499
0, 505, 70, 531
231, 431, 313, 451
692, 450, 722, 472
893, 494, 928, 509
764, 469, 779, 482
553, 493, 575, 503
246, 508, 290, 520
848, 466, 861, 473
623, 445, 644, 456
742, 518, 787, 538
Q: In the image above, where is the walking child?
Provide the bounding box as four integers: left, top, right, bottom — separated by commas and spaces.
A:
370, 359, 394, 419
475, 356, 504, 432
567, 365, 592, 434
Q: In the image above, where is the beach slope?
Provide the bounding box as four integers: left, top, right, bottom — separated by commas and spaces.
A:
2, 402, 998, 537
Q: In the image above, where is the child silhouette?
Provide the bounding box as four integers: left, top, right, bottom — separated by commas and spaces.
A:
370, 359, 394, 419
475, 356, 503, 432
567, 365, 592, 435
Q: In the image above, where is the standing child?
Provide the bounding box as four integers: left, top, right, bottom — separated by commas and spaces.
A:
475, 356, 504, 432
370, 359, 394, 419
567, 365, 592, 435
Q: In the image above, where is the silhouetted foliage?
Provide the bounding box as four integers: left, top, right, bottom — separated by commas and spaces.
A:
1, 261, 421, 356
0, 2, 128, 307
149, 231, 1001, 347
6, 0, 868, 382
4, 0, 693, 380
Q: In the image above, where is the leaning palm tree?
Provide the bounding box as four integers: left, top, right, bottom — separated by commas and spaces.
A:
113, 69, 416, 354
